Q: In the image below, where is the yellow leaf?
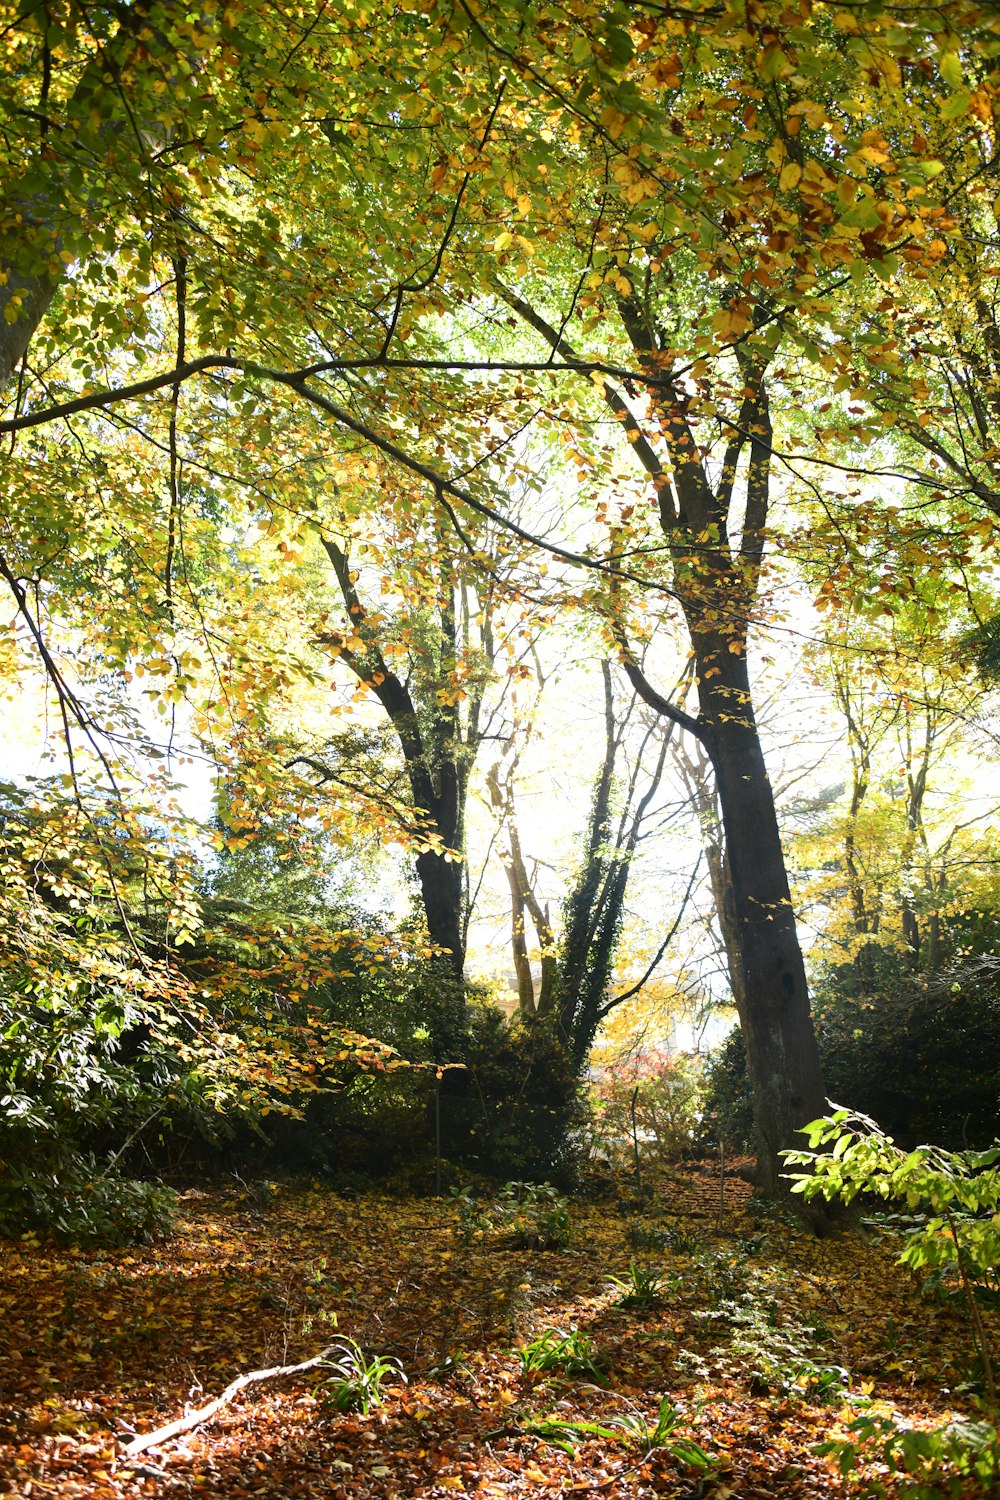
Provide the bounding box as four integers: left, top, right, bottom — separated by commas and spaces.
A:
779, 162, 802, 191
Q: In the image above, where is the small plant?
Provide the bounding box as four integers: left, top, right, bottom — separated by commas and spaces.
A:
785, 1108, 1000, 1408
694, 1247, 753, 1309
318, 1339, 406, 1415
801, 1362, 851, 1404
522, 1414, 621, 1455
496, 1181, 571, 1250
663, 1223, 703, 1255
625, 1222, 669, 1251
734, 1232, 767, 1258
626, 1221, 703, 1255
612, 1396, 719, 1470
245, 1179, 279, 1210
523, 1397, 719, 1472
427, 1351, 473, 1382
447, 1181, 571, 1250
690, 1248, 845, 1402
609, 1259, 670, 1307
816, 1405, 1000, 1496
446, 1184, 493, 1244
518, 1328, 604, 1382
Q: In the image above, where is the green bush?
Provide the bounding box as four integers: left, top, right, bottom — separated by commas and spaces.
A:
702, 1028, 756, 1151
496, 1180, 572, 1249
0, 1153, 176, 1246
786, 1108, 1000, 1406
704, 956, 1000, 1153
812, 964, 1000, 1149
447, 1179, 572, 1249
461, 1009, 585, 1183
816, 1409, 999, 1496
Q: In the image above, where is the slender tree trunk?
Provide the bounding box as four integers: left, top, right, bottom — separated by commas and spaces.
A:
317, 535, 469, 1059
675, 739, 749, 1016
486, 762, 557, 1018
555, 666, 674, 1069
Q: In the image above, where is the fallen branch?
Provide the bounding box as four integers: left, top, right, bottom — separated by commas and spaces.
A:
122, 1344, 340, 1458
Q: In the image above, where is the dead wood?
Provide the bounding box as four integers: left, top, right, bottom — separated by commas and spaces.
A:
121, 1344, 340, 1458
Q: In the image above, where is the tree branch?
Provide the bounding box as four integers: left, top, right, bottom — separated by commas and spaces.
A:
599, 853, 703, 1016
612, 627, 708, 747
122, 1344, 343, 1457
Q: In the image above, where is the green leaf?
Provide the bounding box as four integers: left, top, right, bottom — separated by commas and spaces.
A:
939, 50, 963, 89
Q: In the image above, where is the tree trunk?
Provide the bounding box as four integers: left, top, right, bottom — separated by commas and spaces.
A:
675, 739, 749, 1016
696, 645, 828, 1191
497, 283, 829, 1192
415, 848, 465, 982
486, 762, 557, 1018
319, 535, 469, 984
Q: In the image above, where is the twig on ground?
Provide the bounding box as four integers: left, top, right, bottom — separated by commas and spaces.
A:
121, 1344, 340, 1458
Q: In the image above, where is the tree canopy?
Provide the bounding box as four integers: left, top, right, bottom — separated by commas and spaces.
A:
0, 0, 998, 1195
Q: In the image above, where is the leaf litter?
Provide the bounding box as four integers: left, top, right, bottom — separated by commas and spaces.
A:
0, 1162, 993, 1498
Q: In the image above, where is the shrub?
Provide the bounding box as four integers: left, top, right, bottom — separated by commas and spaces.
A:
811, 964, 1000, 1150
817, 1409, 1000, 1496
495, 1180, 571, 1249
589, 1050, 706, 1166
0, 1153, 176, 1247
462, 1009, 585, 1183
785, 1108, 1000, 1405
702, 1028, 755, 1151
704, 956, 1000, 1154
447, 1180, 572, 1250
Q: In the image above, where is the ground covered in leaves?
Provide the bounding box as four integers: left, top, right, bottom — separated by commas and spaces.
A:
0, 1164, 992, 1498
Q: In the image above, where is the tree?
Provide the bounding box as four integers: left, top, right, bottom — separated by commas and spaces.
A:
2, 0, 995, 1194
552, 661, 677, 1069
311, 530, 480, 982
794, 600, 998, 976
444, 0, 996, 1185
485, 738, 559, 1021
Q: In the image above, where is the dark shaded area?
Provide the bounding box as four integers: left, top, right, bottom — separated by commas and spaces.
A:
706, 947, 1000, 1153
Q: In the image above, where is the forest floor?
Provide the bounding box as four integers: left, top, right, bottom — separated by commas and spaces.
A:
0, 1162, 994, 1499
